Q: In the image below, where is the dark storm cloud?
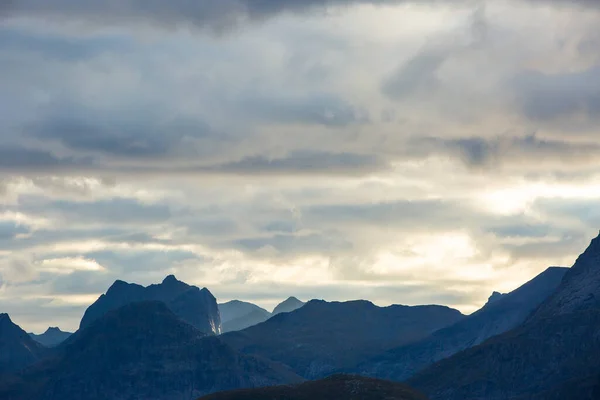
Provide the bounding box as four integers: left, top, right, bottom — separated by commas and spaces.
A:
209, 151, 387, 175
514, 66, 600, 121
0, 0, 472, 31
0, 146, 92, 171
241, 93, 368, 127
19, 197, 172, 225
0, 28, 130, 61
407, 134, 600, 168
28, 108, 213, 159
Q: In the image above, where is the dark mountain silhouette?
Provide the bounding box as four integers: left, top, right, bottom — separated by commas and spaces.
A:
272, 296, 305, 315
0, 314, 47, 374
28, 327, 72, 347
409, 233, 600, 400
219, 300, 271, 333
0, 302, 302, 400
199, 374, 429, 400
221, 299, 464, 379
80, 275, 221, 334
354, 266, 567, 381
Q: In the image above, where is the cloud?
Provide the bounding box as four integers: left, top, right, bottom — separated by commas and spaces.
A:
209, 151, 387, 175
514, 66, 600, 122
405, 134, 600, 169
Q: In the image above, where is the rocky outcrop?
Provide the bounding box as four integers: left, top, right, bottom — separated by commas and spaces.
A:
79, 275, 221, 335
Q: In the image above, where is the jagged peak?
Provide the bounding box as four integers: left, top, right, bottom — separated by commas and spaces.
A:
0, 313, 13, 324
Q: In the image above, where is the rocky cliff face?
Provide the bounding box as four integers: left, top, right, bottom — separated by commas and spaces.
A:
0, 314, 47, 374
222, 299, 464, 379
354, 267, 567, 381
409, 234, 600, 400
79, 275, 221, 335
0, 302, 302, 400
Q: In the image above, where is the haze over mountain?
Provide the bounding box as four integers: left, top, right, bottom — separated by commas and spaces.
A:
0, 302, 302, 400
354, 266, 568, 381
28, 327, 72, 348
272, 297, 306, 315
219, 300, 271, 333
221, 299, 463, 379
80, 275, 221, 335
0, 314, 47, 374
199, 374, 428, 400
409, 233, 600, 400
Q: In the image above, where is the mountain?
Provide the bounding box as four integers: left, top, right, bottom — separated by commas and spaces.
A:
409, 234, 600, 400
354, 266, 567, 381
29, 327, 72, 347
0, 314, 47, 374
272, 296, 305, 315
199, 374, 429, 400
79, 275, 221, 334
221, 299, 464, 379
219, 301, 271, 333
0, 302, 302, 400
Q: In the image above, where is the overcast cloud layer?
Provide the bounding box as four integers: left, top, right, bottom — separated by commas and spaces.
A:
1, 0, 600, 332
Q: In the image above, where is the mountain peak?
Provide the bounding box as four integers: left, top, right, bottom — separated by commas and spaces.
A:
273, 297, 305, 315
162, 274, 179, 284
485, 291, 505, 306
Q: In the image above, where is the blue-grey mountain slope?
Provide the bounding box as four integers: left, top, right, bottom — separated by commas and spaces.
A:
409, 233, 600, 400
354, 266, 567, 381
28, 328, 72, 348
272, 297, 305, 315
0, 314, 47, 374
219, 300, 271, 333
221, 299, 464, 379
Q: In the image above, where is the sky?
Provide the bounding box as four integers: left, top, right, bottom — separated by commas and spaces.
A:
1, 0, 600, 332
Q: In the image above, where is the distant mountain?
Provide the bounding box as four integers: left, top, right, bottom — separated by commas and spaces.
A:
0, 314, 46, 374
0, 302, 302, 400
199, 374, 429, 400
272, 297, 305, 315
219, 301, 271, 333
409, 234, 600, 400
29, 327, 72, 347
221, 299, 464, 379
354, 266, 567, 381
80, 275, 221, 334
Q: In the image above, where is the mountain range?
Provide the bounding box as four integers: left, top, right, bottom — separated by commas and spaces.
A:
218, 297, 306, 333
353, 266, 568, 381
3, 232, 600, 399
0, 301, 302, 400
80, 274, 221, 335
408, 233, 600, 399
221, 299, 464, 379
